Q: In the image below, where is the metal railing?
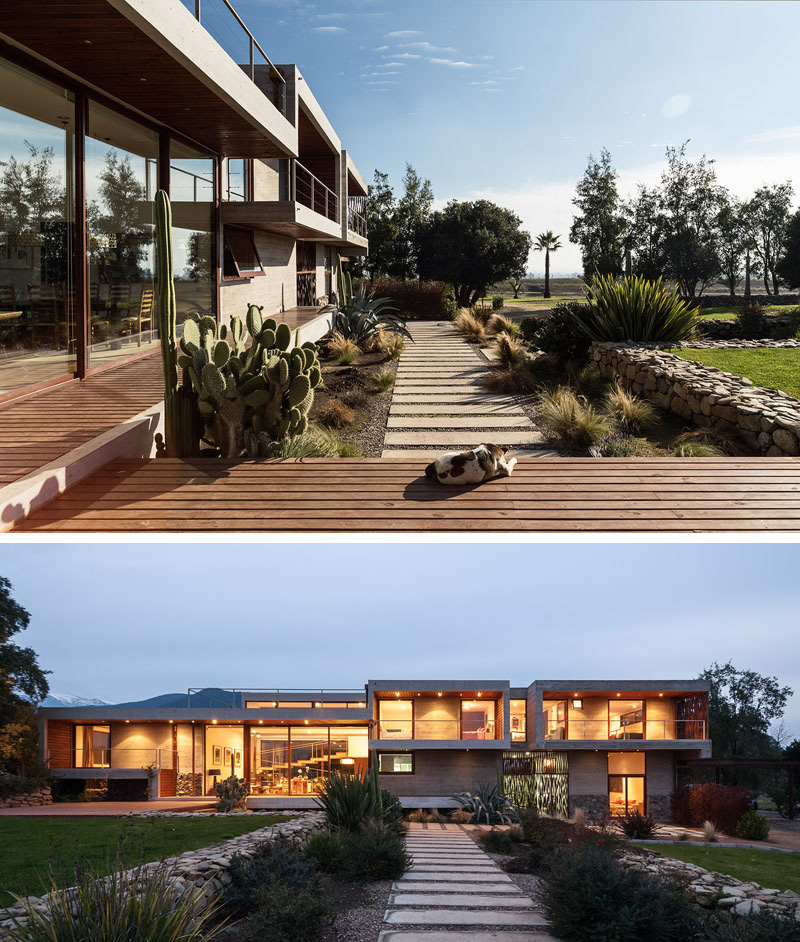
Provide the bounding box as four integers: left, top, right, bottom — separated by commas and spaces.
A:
347, 205, 367, 238
543, 719, 708, 741
46, 748, 164, 769
377, 720, 500, 741
187, 687, 366, 708
291, 161, 339, 222
180, 0, 286, 114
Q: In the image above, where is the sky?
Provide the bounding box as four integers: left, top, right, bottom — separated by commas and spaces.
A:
226, 0, 800, 274
2, 543, 798, 738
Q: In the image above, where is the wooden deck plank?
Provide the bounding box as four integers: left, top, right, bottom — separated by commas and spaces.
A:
14, 457, 800, 533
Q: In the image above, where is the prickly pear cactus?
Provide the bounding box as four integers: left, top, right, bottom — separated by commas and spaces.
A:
178, 303, 323, 458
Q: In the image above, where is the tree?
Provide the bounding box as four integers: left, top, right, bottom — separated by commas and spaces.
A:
570, 149, 626, 279
701, 661, 793, 759
746, 182, 794, 295
534, 231, 562, 298
624, 185, 665, 281
0, 142, 63, 237
508, 276, 524, 299
417, 199, 532, 307
776, 208, 800, 291
658, 144, 722, 298
715, 194, 748, 296
390, 163, 433, 281
0, 576, 49, 776
91, 152, 152, 285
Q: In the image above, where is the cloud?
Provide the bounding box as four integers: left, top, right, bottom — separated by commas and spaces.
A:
393, 52, 422, 59
312, 25, 347, 33
511, 65, 524, 71
469, 80, 499, 86
477, 54, 494, 60
381, 61, 408, 67
384, 29, 421, 38
399, 41, 457, 52
428, 58, 475, 68
375, 44, 389, 51
362, 71, 401, 76
743, 126, 800, 145
315, 11, 345, 18
662, 93, 691, 118
367, 80, 398, 85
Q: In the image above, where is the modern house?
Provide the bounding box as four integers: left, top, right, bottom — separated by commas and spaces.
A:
39, 678, 711, 818
0, 0, 368, 403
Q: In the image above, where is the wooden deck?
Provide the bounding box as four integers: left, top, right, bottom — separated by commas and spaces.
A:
14, 457, 800, 532
0, 355, 163, 487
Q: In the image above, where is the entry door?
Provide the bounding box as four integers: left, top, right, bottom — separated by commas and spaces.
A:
296, 242, 316, 306
608, 774, 645, 815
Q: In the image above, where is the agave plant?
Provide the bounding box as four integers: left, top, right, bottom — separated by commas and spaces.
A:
452, 783, 520, 825
577, 274, 699, 343
315, 765, 403, 834
321, 282, 412, 346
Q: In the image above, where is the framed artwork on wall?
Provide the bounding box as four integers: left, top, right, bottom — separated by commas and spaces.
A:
213, 746, 222, 765
556, 701, 565, 722
234, 749, 242, 767
224, 747, 232, 766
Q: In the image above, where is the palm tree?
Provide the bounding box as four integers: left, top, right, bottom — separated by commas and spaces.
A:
534, 231, 562, 298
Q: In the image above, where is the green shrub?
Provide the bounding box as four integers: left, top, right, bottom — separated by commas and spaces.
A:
479, 829, 515, 854
769, 307, 800, 340
734, 303, 766, 339
245, 880, 333, 942
338, 822, 410, 881
316, 767, 402, 834
7, 859, 220, 942
531, 302, 593, 364
368, 368, 396, 393
578, 274, 699, 343
327, 282, 411, 344
671, 784, 750, 834
225, 837, 318, 914
368, 279, 449, 320
540, 842, 701, 941
521, 817, 571, 869
0, 775, 50, 801
537, 387, 611, 449
452, 783, 520, 825
492, 295, 504, 310
613, 808, 662, 839
519, 315, 544, 342
735, 810, 770, 841
703, 909, 800, 941
590, 431, 651, 458
214, 772, 248, 812
303, 832, 342, 873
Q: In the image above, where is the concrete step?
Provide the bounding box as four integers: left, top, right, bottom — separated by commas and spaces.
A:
390, 404, 526, 415
387, 417, 534, 429
391, 894, 536, 908
379, 932, 558, 942
384, 431, 545, 446
384, 910, 549, 927
395, 872, 513, 884
393, 882, 525, 895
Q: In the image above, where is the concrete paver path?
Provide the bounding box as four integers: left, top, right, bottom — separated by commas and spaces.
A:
382, 323, 556, 460
378, 824, 557, 941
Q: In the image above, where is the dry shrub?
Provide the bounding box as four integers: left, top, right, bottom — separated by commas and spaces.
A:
481, 363, 538, 396
487, 313, 516, 336
492, 332, 528, 370
603, 384, 657, 432
537, 387, 611, 448
454, 308, 487, 343
341, 386, 369, 409
328, 332, 359, 365
317, 399, 354, 428
368, 368, 395, 393
671, 429, 745, 457
407, 808, 431, 823
702, 819, 718, 842
380, 331, 405, 360
449, 808, 471, 823
571, 807, 586, 831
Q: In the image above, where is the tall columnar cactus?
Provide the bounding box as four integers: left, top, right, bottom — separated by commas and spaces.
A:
155, 189, 179, 455
178, 303, 323, 458
336, 253, 353, 305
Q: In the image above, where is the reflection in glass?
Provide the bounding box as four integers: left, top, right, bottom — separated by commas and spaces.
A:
250, 728, 289, 795
170, 142, 215, 326
86, 102, 158, 368
0, 56, 75, 395
290, 726, 328, 795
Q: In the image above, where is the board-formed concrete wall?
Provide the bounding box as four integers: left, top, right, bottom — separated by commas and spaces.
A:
591, 342, 800, 456
378, 748, 500, 798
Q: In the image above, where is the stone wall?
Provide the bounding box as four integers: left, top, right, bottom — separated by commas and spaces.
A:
0, 785, 52, 809
0, 811, 325, 936
697, 313, 796, 340
591, 342, 800, 456
620, 847, 800, 921
692, 294, 798, 309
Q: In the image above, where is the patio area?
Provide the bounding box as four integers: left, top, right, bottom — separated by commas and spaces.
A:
13, 456, 800, 532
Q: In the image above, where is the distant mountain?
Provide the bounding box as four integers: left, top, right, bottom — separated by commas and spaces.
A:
42, 694, 115, 707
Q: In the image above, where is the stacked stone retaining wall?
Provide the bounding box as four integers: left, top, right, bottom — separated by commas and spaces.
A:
591, 342, 800, 456
0, 786, 52, 809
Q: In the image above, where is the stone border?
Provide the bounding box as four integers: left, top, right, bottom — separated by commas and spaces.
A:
676, 339, 800, 350
0, 787, 52, 809
0, 810, 325, 934
591, 341, 800, 456
630, 838, 800, 855
620, 847, 800, 920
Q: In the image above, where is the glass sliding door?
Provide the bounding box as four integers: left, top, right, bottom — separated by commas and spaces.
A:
461, 700, 496, 740
0, 56, 76, 396
75, 724, 110, 768
86, 102, 158, 368
378, 700, 413, 739
608, 753, 646, 815
250, 727, 289, 795
170, 143, 216, 327
290, 727, 328, 795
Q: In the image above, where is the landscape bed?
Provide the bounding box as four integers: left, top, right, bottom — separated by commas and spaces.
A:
667, 346, 800, 400
0, 814, 290, 906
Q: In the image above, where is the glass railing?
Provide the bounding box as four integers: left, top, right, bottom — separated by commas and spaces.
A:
178, 0, 286, 115
47, 748, 164, 769
543, 719, 708, 741
377, 720, 499, 741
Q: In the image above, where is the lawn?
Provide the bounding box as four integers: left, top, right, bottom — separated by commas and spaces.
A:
640, 843, 800, 894
0, 814, 291, 905
698, 306, 737, 319
667, 347, 800, 399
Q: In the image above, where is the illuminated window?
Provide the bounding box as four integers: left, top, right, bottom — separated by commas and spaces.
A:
510, 699, 526, 742
378, 752, 414, 774
378, 700, 413, 739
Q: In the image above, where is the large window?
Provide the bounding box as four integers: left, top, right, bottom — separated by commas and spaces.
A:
378, 700, 413, 739
86, 102, 158, 369
510, 699, 527, 742
608, 752, 645, 815
461, 700, 496, 740
378, 753, 414, 774
75, 724, 110, 768
224, 158, 249, 201
543, 700, 567, 740
0, 57, 76, 396
170, 143, 215, 325
609, 700, 644, 740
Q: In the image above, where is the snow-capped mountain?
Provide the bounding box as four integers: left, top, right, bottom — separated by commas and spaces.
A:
41, 694, 115, 707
